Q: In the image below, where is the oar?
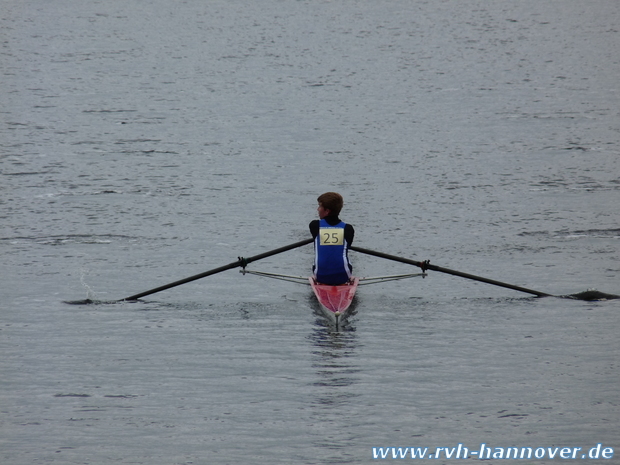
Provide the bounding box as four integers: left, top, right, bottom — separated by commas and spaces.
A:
349, 245, 552, 297
121, 238, 313, 301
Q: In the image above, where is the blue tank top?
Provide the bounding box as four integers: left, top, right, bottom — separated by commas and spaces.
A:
314, 219, 352, 285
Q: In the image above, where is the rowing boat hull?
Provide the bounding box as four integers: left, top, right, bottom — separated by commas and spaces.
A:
309, 277, 359, 325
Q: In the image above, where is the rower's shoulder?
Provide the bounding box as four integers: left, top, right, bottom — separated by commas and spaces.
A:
309, 219, 320, 236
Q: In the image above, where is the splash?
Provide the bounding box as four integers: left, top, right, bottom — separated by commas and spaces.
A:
80, 268, 97, 300
63, 269, 100, 304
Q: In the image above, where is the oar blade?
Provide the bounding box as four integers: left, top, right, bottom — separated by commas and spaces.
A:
565, 290, 619, 301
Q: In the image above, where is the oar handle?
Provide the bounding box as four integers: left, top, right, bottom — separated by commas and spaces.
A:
349, 245, 551, 297
121, 238, 313, 301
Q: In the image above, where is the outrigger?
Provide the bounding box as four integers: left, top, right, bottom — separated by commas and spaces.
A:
240, 268, 426, 327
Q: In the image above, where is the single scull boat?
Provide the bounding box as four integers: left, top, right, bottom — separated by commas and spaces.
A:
309, 277, 359, 327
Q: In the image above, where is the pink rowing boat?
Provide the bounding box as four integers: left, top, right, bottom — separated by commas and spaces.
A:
309, 277, 359, 326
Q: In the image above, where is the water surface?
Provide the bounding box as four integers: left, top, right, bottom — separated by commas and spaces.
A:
1, 1, 618, 464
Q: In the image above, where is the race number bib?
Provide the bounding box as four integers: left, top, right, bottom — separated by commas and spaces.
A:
319, 228, 344, 246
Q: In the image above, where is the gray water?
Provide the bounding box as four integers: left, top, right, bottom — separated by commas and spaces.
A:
1, 1, 619, 464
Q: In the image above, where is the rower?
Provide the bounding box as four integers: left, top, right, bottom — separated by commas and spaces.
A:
309, 192, 355, 285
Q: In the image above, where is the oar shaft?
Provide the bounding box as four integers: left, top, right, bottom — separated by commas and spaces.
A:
349, 245, 551, 297
121, 238, 313, 301
122, 260, 241, 301
241, 238, 313, 263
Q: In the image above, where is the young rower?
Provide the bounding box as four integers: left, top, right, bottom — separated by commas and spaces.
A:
309, 192, 355, 285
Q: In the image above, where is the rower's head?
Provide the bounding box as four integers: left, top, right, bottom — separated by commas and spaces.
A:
317, 192, 343, 218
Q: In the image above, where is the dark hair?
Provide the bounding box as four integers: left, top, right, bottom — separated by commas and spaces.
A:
317, 192, 344, 216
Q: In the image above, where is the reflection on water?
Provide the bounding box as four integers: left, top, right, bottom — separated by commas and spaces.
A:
307, 322, 360, 406
307, 323, 362, 463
